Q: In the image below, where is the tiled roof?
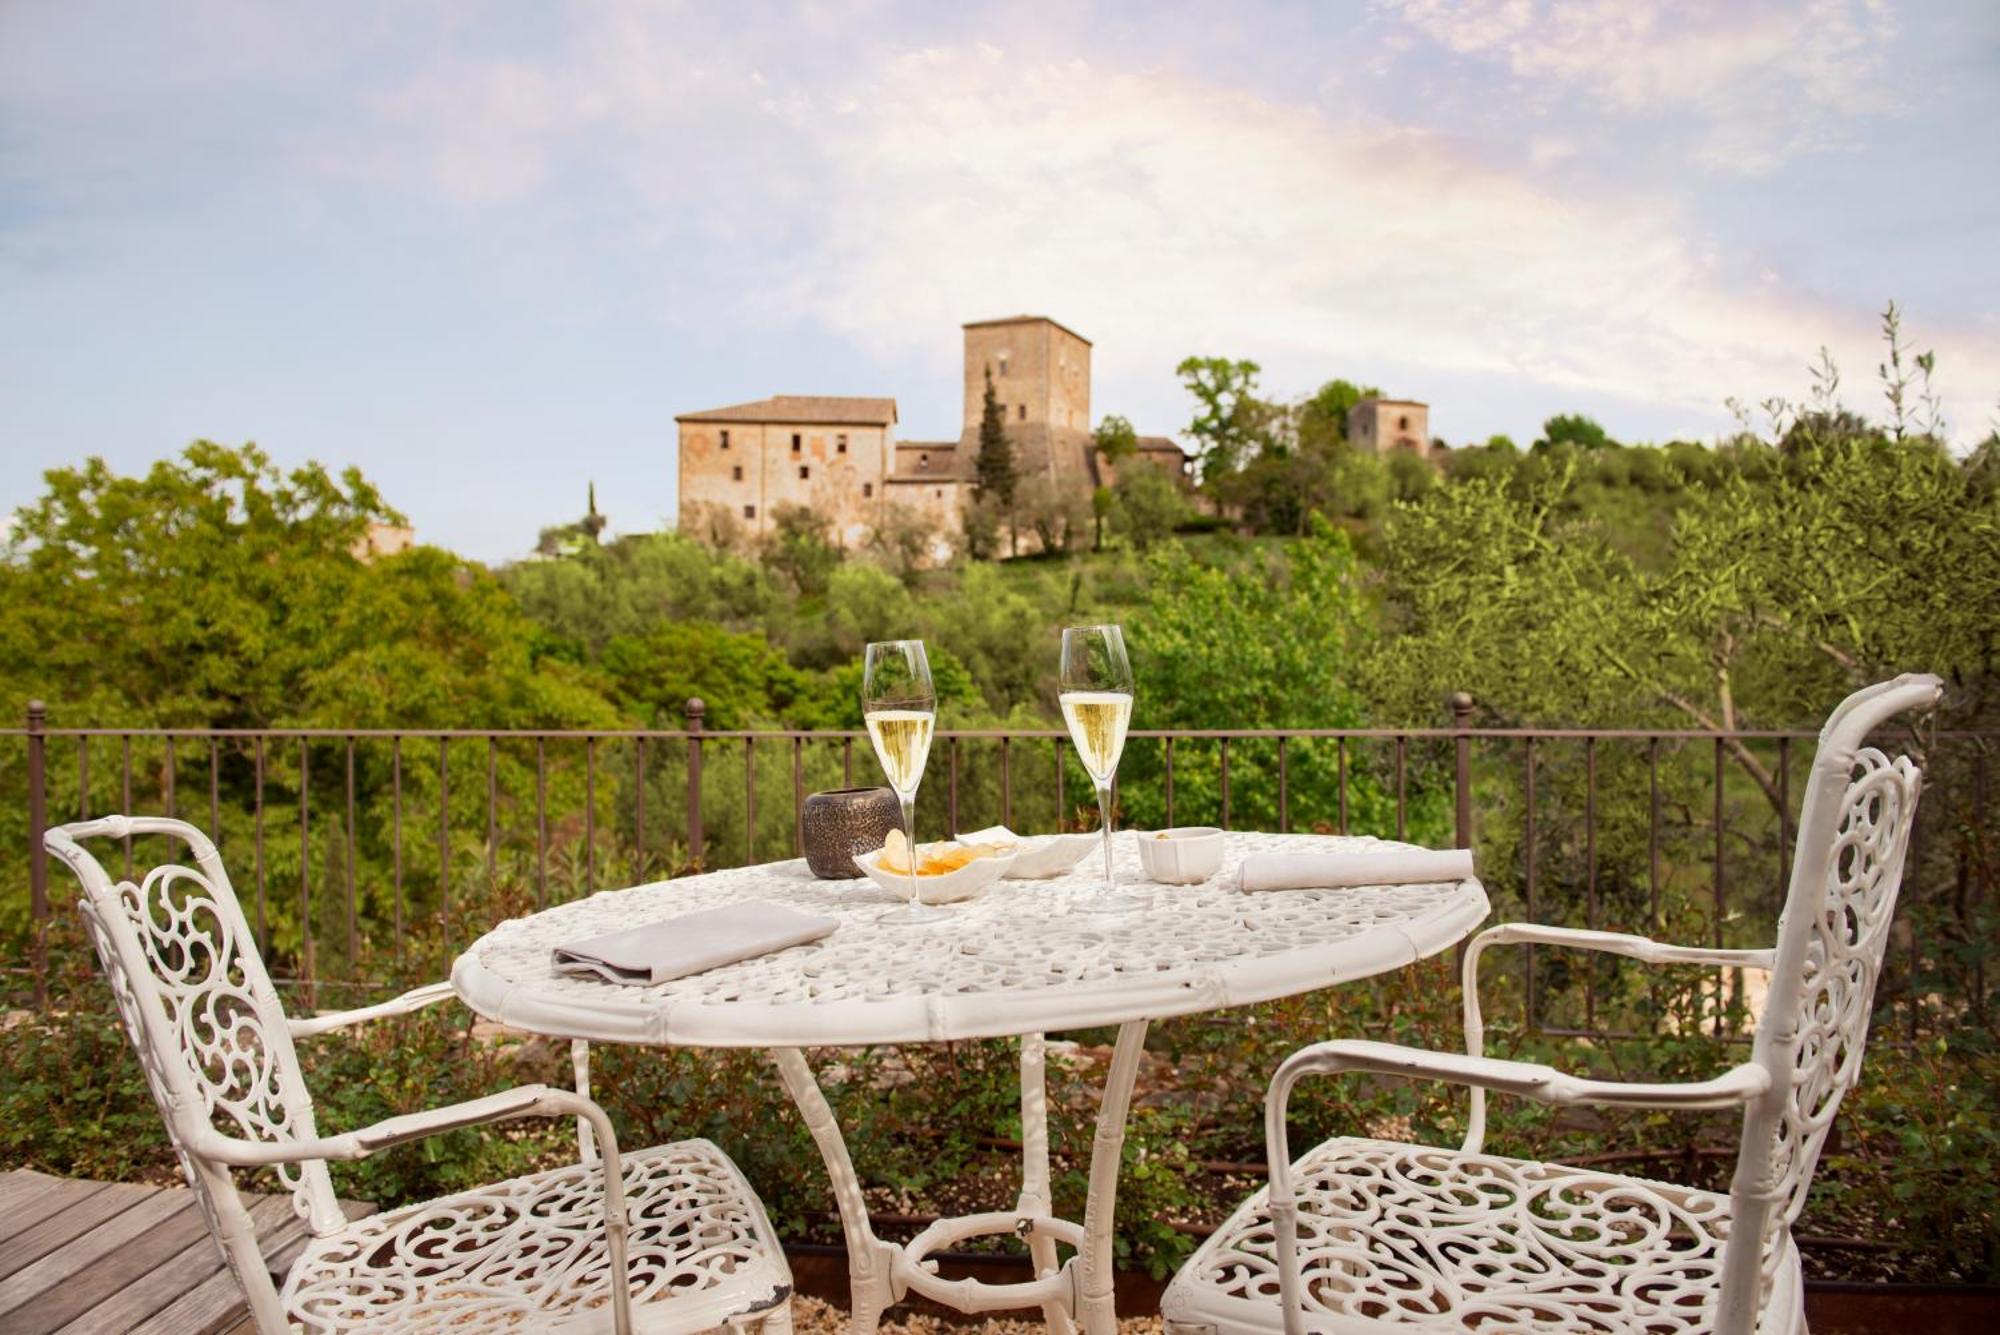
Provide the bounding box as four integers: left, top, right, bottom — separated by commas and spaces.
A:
676, 395, 898, 426
961, 315, 1092, 346
1134, 436, 1186, 455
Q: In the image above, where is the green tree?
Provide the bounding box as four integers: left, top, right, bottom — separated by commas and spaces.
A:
0, 442, 610, 730
760, 503, 843, 597
1122, 521, 1414, 835
1536, 413, 1613, 451
1297, 378, 1382, 446
1092, 414, 1139, 465
1111, 466, 1186, 551
1018, 475, 1089, 556
864, 503, 940, 585
597, 621, 805, 729
1175, 356, 1272, 491
1091, 486, 1114, 552
975, 368, 1020, 556
504, 531, 779, 654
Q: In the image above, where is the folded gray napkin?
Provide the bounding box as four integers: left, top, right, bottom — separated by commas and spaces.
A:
1240, 847, 1475, 891
551, 901, 838, 985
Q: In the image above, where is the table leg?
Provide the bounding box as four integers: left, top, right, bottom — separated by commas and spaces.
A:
770, 1048, 899, 1335
1017, 1033, 1077, 1335
1076, 1021, 1149, 1335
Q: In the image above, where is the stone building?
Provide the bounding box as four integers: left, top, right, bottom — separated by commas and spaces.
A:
958, 315, 1098, 486
1346, 398, 1430, 455
675, 396, 898, 547
675, 316, 1189, 554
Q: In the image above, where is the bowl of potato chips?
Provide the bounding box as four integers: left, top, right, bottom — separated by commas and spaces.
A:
853, 829, 1018, 905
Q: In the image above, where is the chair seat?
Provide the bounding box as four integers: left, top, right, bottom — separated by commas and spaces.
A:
1162, 1137, 1801, 1334
279, 1138, 791, 1333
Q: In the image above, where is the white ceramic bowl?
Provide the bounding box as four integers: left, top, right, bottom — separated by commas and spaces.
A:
960, 825, 1099, 880
1136, 827, 1225, 884
1008, 832, 1099, 879
853, 841, 1019, 905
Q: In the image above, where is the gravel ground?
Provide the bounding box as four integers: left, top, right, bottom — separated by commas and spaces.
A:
787, 1296, 1163, 1335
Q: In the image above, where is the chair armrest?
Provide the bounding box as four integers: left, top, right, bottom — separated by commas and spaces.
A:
287, 981, 459, 1038
1269, 1039, 1769, 1125
1459, 922, 1774, 1152
1468, 922, 1774, 973
1258, 1038, 1769, 1335
190, 1083, 605, 1166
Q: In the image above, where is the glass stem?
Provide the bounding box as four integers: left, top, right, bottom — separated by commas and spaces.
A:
899, 791, 919, 912
1095, 779, 1115, 893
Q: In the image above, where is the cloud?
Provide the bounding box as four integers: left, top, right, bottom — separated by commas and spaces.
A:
308, 9, 1999, 443
771, 45, 1997, 435
1380, 0, 1900, 172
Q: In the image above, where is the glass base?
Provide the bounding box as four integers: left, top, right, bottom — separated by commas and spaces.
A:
1074, 891, 1142, 914
877, 901, 954, 924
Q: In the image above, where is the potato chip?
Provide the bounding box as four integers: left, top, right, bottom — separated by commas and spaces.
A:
876, 831, 1010, 876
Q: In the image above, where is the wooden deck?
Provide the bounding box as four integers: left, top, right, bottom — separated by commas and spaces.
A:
0, 1169, 372, 1335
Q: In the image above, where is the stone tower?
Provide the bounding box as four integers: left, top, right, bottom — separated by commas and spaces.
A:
959, 316, 1096, 483
1346, 398, 1430, 455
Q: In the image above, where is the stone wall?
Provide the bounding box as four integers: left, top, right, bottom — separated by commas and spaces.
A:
1346, 400, 1430, 455
677, 420, 893, 547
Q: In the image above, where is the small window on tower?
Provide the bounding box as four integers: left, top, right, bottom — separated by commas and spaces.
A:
791, 433, 802, 452
799, 465, 810, 480
935, 489, 943, 499
863, 482, 874, 498
837, 434, 848, 453
1017, 404, 1027, 421
732, 465, 743, 481
743, 504, 756, 519
918, 453, 930, 471
1398, 415, 1410, 431
720, 430, 730, 449
998, 352, 1010, 376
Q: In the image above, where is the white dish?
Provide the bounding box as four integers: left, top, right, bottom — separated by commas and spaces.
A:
853, 840, 1019, 905
1136, 826, 1225, 884
959, 825, 1098, 880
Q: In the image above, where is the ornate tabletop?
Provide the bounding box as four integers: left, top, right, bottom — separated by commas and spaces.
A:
452, 831, 1489, 1048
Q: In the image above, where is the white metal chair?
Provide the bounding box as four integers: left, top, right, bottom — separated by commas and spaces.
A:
1162, 674, 1942, 1335
44, 814, 794, 1334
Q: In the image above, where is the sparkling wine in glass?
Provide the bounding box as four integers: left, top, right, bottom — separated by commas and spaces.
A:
863, 640, 941, 923
1060, 624, 1139, 913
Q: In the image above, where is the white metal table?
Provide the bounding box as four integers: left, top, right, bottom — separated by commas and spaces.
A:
452, 830, 1488, 1335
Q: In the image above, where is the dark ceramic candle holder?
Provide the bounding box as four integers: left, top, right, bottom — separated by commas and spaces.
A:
801, 786, 904, 879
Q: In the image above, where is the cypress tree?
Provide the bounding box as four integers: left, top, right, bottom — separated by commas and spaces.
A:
975, 368, 1019, 556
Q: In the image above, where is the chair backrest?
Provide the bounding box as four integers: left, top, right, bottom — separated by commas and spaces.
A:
43, 816, 343, 1328
1716, 673, 1941, 1331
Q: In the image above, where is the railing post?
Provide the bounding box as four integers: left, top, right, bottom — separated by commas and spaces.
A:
26, 700, 48, 1006
1450, 692, 1474, 849
684, 698, 705, 870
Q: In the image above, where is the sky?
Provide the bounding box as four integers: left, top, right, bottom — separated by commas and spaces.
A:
3, 0, 1997, 562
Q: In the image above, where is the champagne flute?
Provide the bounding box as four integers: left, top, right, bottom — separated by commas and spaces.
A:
1060, 624, 1139, 913
862, 640, 941, 923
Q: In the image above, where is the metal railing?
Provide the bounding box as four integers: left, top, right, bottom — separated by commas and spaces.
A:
7, 697, 1993, 1040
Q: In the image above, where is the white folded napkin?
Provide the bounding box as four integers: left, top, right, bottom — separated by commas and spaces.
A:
1240, 846, 1475, 891
551, 901, 838, 985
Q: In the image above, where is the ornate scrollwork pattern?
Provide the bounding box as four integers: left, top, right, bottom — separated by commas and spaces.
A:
459, 832, 1485, 1045
95, 860, 336, 1225
1758, 750, 1920, 1275
281, 1139, 788, 1332
1171, 1137, 1771, 1333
